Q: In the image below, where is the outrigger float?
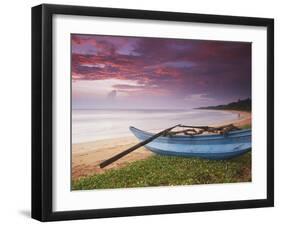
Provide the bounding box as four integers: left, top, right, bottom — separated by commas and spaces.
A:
100, 124, 251, 168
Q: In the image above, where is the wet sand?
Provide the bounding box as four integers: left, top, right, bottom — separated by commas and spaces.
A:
72, 110, 251, 180
212, 110, 251, 127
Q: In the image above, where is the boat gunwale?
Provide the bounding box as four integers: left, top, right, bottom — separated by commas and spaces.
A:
130, 126, 251, 142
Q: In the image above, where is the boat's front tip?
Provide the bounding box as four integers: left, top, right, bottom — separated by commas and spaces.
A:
129, 126, 137, 133
129, 126, 139, 137
129, 126, 150, 141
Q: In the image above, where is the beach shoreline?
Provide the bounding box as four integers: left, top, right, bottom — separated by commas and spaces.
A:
212, 110, 251, 127
72, 110, 252, 180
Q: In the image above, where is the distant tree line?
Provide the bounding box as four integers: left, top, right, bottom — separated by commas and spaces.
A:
197, 98, 251, 112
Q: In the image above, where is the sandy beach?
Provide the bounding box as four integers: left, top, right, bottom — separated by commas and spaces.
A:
212, 110, 251, 127
72, 110, 251, 180
72, 137, 153, 179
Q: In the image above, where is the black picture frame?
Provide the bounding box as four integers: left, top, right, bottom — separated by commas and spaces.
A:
32, 3, 274, 222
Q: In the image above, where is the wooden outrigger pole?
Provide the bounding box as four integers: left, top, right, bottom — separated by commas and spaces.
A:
99, 124, 180, 168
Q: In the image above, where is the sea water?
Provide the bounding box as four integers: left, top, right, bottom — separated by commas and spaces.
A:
72, 109, 239, 144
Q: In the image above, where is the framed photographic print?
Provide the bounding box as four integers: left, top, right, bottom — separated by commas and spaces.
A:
32, 4, 274, 221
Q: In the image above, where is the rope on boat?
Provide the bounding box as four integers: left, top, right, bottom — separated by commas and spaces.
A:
165, 124, 240, 136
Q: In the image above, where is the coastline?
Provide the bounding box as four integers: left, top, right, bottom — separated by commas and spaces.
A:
212, 110, 251, 127
72, 110, 251, 180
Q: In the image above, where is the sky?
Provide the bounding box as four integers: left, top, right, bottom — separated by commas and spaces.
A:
72, 34, 251, 110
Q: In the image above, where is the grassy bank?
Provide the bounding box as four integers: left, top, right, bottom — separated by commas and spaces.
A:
72, 151, 251, 190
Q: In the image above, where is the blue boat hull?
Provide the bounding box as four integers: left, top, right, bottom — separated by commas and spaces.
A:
130, 127, 251, 160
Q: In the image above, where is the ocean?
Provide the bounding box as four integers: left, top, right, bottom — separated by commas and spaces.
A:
72, 109, 239, 144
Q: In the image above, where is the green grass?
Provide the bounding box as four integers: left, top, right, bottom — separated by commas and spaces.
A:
72, 152, 251, 190
241, 124, 251, 129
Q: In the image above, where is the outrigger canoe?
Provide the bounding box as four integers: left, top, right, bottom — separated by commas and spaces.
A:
129, 126, 251, 160
100, 124, 251, 168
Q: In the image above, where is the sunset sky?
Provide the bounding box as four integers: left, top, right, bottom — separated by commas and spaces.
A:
72, 34, 251, 109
